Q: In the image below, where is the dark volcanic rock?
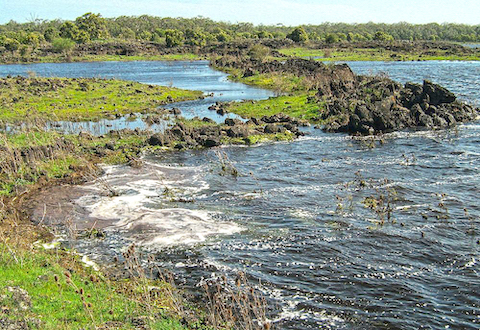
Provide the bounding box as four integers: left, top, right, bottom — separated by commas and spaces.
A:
264, 124, 285, 134
201, 137, 221, 147
225, 118, 243, 126
226, 125, 249, 138
215, 56, 478, 135
322, 78, 478, 135
422, 80, 456, 105
148, 133, 170, 146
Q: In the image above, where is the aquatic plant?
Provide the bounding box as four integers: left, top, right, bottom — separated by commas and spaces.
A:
214, 150, 239, 177
203, 272, 272, 330
363, 181, 397, 225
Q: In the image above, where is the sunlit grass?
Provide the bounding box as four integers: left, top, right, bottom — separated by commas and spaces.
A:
226, 92, 323, 121
0, 76, 203, 123
279, 46, 480, 61
0, 244, 187, 329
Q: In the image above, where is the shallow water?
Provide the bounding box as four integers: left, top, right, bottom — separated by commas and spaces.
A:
5, 60, 479, 329
0, 61, 273, 134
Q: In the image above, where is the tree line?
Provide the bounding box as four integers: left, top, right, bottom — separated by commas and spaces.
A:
1, 13, 479, 54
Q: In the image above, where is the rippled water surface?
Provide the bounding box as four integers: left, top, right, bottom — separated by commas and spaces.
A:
4, 60, 479, 329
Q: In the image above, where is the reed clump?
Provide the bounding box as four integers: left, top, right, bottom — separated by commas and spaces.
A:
203, 272, 272, 330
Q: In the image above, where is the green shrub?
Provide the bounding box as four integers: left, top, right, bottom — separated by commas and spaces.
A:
52, 38, 76, 54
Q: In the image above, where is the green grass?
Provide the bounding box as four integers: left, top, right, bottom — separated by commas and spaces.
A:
215, 63, 326, 122
220, 67, 313, 94
226, 92, 323, 121
65, 53, 204, 63
1, 53, 205, 65
0, 129, 153, 196
279, 46, 480, 61
0, 77, 203, 123
0, 244, 187, 329
3, 131, 64, 148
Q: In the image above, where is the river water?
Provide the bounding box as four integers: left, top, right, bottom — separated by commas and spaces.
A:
2, 60, 479, 329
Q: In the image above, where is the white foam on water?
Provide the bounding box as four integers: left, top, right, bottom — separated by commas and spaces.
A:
290, 208, 316, 220
259, 288, 345, 327
462, 257, 477, 269
77, 192, 243, 247
74, 162, 243, 247
119, 208, 243, 246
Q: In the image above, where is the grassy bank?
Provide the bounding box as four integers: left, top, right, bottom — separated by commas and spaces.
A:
0, 129, 151, 196
0, 76, 203, 123
0, 243, 190, 329
214, 63, 324, 123
225, 93, 322, 122
0, 129, 197, 329
0, 53, 205, 65
1, 117, 287, 328
279, 46, 480, 61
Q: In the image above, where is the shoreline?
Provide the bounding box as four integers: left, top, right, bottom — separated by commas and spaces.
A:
1, 56, 479, 329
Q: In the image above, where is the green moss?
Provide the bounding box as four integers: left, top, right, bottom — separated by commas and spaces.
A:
175, 117, 217, 128
226, 92, 322, 121
0, 77, 203, 123
0, 244, 187, 330
223, 131, 295, 145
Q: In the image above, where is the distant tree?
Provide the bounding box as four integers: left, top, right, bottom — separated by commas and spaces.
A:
214, 29, 231, 42
308, 32, 321, 41
153, 28, 165, 38
4, 38, 20, 53
236, 32, 253, 39
335, 33, 345, 41
185, 29, 206, 46
374, 31, 394, 41
75, 13, 109, 40
118, 27, 136, 40
165, 29, 183, 47
137, 31, 152, 41
325, 33, 339, 44
286, 27, 308, 42
257, 31, 273, 39
59, 21, 79, 40
75, 30, 90, 43
19, 45, 29, 57
44, 27, 59, 42
25, 32, 44, 49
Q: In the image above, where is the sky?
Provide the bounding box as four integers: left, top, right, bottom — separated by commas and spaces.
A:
0, 0, 478, 26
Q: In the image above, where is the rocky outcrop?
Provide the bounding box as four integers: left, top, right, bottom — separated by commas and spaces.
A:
213, 57, 357, 96
214, 56, 479, 135
323, 79, 479, 134
147, 115, 304, 149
